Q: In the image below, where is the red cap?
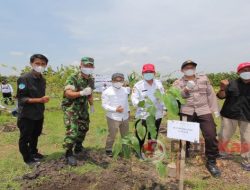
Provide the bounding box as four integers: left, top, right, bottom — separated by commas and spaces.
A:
142, 63, 155, 73
237, 62, 250, 73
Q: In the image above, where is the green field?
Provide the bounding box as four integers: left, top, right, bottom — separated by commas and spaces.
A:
0, 96, 249, 190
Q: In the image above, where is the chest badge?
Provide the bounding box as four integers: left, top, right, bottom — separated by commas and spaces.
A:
19, 83, 26, 90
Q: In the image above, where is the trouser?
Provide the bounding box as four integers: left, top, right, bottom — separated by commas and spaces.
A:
17, 118, 44, 162
181, 113, 219, 161
2, 93, 13, 104
135, 118, 162, 150
63, 112, 89, 151
219, 117, 250, 165
105, 117, 129, 151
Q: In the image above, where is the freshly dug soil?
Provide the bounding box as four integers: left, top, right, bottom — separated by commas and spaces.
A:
21, 149, 177, 190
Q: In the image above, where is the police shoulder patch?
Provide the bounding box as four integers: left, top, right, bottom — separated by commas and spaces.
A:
19, 83, 26, 90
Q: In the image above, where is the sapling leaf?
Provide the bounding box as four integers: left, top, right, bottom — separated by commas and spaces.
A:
145, 98, 157, 117
136, 122, 146, 140
154, 89, 164, 102
147, 105, 157, 117
113, 138, 122, 159
163, 94, 179, 116
168, 87, 186, 105
130, 136, 140, 154
155, 161, 167, 178
138, 100, 145, 108
146, 115, 157, 139
122, 136, 131, 145
122, 144, 131, 159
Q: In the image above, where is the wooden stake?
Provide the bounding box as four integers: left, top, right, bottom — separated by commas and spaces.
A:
178, 116, 187, 190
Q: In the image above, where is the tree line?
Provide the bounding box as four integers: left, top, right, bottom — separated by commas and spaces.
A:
0, 65, 239, 97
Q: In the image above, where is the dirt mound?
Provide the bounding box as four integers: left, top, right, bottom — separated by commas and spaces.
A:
20, 148, 250, 190
0, 123, 17, 132
185, 155, 250, 188
20, 149, 177, 190
88, 161, 175, 190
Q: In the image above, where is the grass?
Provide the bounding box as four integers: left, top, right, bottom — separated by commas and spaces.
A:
0, 95, 249, 190
185, 178, 249, 190
0, 95, 110, 190
67, 162, 103, 175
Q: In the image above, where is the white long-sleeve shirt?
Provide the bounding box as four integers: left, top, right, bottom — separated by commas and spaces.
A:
131, 79, 165, 120
0, 84, 13, 94
102, 86, 130, 121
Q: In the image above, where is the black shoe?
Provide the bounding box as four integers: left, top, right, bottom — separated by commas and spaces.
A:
106, 150, 113, 157
206, 161, 221, 178
25, 159, 40, 167
11, 110, 18, 117
241, 163, 250, 171
32, 153, 44, 161
74, 145, 84, 154
66, 149, 77, 166
66, 156, 77, 166
218, 152, 232, 160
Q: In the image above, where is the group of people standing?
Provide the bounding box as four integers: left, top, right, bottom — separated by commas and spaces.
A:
15, 54, 249, 179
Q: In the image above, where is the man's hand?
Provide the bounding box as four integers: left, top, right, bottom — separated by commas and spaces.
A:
116, 105, 124, 113
80, 87, 92, 96
40, 96, 50, 103
220, 80, 229, 91
186, 80, 196, 90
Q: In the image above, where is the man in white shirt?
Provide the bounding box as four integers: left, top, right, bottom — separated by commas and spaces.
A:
131, 64, 165, 143
0, 79, 14, 105
102, 73, 130, 157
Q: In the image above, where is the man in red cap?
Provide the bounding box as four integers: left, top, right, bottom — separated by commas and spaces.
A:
217, 62, 250, 171
131, 63, 165, 150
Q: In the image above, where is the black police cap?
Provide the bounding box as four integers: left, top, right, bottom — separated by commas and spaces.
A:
181, 60, 197, 70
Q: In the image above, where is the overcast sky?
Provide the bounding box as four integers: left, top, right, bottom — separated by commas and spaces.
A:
0, 0, 249, 76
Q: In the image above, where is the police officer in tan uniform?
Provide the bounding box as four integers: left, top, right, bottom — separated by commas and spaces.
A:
173, 60, 221, 177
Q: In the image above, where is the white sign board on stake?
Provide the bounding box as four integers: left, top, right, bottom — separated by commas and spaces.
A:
167, 120, 200, 143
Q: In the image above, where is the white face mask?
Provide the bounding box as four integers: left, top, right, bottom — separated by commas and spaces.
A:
143, 73, 154, 81
81, 68, 94, 75
184, 69, 195, 76
112, 82, 123, 89
240, 72, 250, 80
33, 66, 45, 73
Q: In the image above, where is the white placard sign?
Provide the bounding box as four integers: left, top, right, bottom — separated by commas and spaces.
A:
167, 120, 200, 143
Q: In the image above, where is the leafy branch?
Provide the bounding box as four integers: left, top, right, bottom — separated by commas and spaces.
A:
112, 86, 186, 177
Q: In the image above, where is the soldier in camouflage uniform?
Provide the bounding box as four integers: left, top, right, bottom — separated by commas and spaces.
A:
62, 57, 95, 166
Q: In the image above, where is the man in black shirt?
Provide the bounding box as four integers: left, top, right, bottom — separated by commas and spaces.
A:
16, 54, 50, 165
217, 62, 250, 171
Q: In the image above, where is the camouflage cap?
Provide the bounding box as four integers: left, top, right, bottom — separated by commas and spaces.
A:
81, 57, 94, 65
